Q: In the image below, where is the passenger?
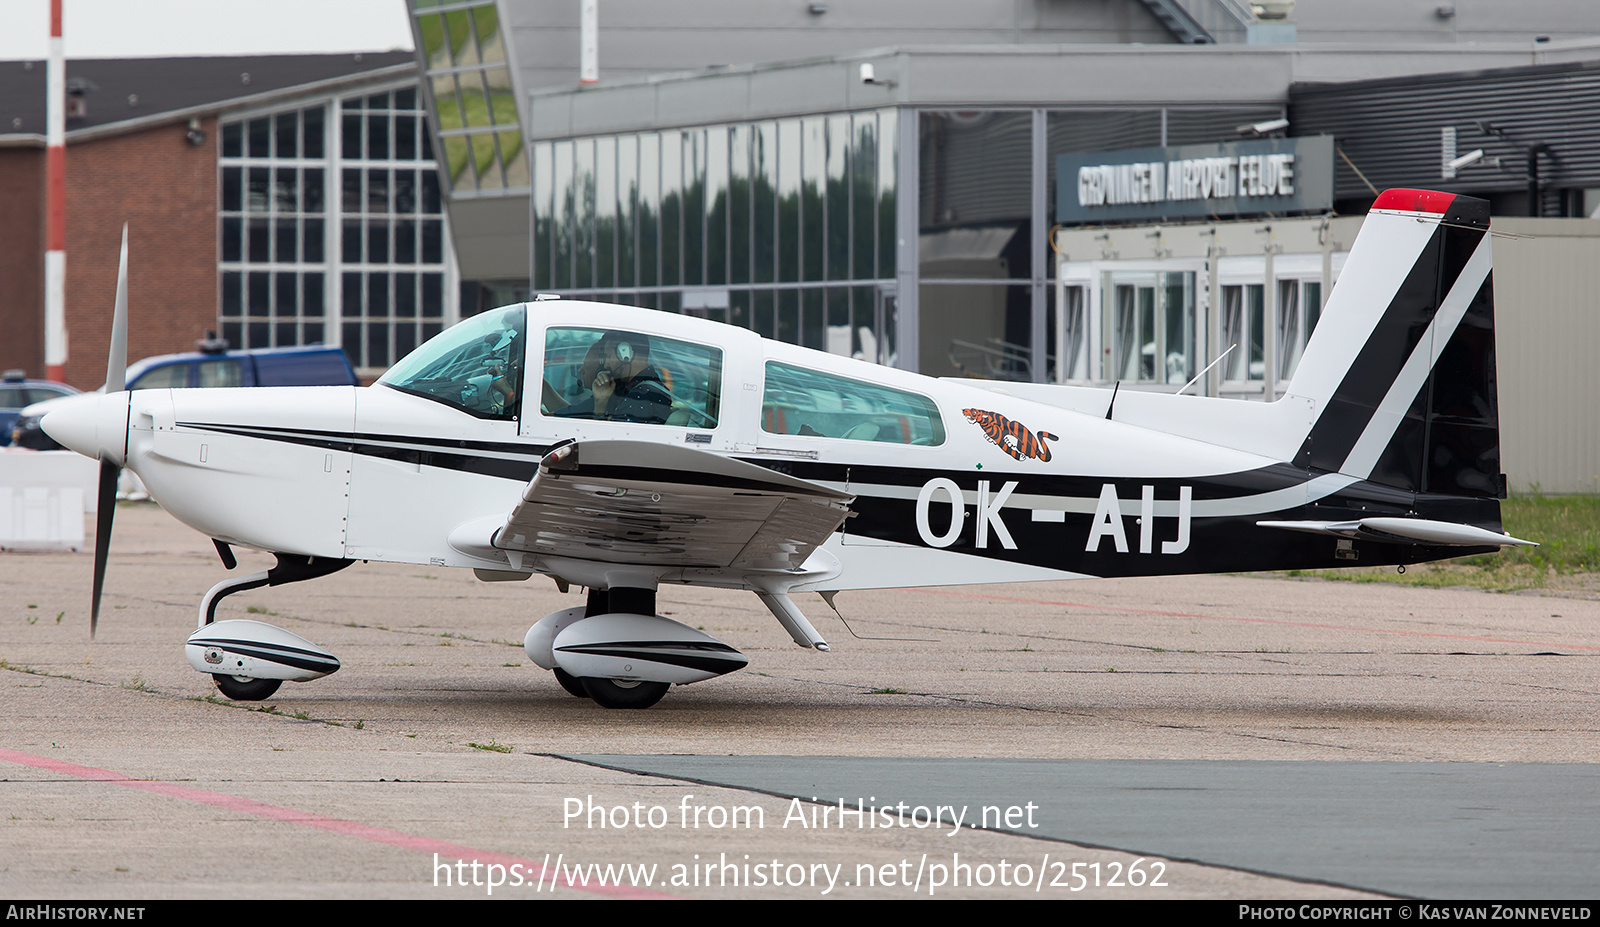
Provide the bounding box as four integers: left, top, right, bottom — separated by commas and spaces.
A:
556, 331, 672, 424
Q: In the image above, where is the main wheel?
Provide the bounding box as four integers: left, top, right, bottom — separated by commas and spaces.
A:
213, 674, 281, 701
552, 667, 589, 698
580, 677, 669, 709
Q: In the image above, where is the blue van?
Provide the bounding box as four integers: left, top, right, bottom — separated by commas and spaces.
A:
10, 344, 358, 449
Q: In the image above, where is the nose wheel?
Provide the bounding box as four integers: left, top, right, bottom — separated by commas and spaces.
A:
212, 674, 282, 701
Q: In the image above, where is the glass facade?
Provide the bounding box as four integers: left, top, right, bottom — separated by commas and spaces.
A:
414, 0, 527, 196
522, 101, 1317, 393
219, 85, 457, 374
530, 110, 900, 363
920, 111, 1034, 380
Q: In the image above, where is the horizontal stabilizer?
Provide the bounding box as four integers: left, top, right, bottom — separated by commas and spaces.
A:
1256, 517, 1535, 548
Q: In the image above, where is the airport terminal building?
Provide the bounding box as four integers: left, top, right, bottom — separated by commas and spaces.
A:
4, 1, 1600, 488
402, 0, 1600, 489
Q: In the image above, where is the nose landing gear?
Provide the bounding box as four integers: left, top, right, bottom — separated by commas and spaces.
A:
183, 553, 352, 700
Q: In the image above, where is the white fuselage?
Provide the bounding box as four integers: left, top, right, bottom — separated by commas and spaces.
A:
98, 300, 1280, 593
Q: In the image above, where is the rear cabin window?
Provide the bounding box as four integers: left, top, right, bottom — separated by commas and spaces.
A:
761, 362, 945, 445
541, 327, 722, 429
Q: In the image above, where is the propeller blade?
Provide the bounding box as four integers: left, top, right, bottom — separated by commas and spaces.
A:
105, 224, 129, 393
91, 225, 131, 638
90, 459, 120, 638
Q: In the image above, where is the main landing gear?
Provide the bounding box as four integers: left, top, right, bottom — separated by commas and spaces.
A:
183, 552, 352, 700
581, 677, 670, 710
524, 587, 748, 709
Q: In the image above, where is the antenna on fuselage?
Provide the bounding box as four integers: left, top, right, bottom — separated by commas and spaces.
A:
1176, 343, 1236, 397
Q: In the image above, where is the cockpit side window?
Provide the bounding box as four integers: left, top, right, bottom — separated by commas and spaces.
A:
760, 362, 945, 445
541, 327, 722, 428
378, 306, 525, 419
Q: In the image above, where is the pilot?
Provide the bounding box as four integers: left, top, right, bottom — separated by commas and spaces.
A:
480, 320, 521, 416
556, 331, 672, 425
486, 359, 518, 415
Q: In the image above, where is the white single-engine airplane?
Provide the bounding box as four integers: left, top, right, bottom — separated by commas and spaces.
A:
44, 189, 1533, 708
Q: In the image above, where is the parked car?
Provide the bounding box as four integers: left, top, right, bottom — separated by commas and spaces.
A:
10, 344, 359, 450
0, 371, 80, 447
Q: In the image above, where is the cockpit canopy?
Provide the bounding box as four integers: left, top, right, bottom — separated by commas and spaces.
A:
379, 305, 525, 419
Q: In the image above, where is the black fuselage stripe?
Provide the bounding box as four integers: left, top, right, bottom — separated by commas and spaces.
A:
179, 422, 544, 457
179, 422, 549, 482
178, 420, 1329, 500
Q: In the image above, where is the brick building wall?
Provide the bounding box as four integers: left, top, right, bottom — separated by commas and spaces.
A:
61, 116, 218, 390
0, 148, 45, 377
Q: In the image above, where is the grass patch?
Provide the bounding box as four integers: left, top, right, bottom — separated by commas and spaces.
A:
468, 740, 513, 753
0, 658, 87, 683
1276, 494, 1600, 591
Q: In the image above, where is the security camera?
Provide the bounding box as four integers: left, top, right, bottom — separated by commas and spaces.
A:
1237, 118, 1290, 138
859, 63, 895, 87
1447, 149, 1485, 171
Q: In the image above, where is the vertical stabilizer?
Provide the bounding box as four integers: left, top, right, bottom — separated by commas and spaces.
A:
1285, 190, 1501, 498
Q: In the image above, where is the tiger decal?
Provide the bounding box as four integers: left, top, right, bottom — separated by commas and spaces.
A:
963, 409, 1059, 463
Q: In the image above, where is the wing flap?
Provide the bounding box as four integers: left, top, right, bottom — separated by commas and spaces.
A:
497, 440, 854, 570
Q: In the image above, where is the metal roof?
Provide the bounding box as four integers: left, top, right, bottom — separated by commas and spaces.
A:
0, 52, 415, 143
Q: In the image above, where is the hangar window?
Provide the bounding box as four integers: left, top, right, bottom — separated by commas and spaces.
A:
761, 362, 945, 445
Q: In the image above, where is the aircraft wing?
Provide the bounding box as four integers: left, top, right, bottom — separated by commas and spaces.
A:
495, 440, 855, 570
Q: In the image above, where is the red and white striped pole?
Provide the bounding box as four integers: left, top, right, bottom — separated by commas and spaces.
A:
44, 0, 67, 382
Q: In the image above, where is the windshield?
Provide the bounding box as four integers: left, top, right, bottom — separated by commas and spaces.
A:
379, 306, 526, 419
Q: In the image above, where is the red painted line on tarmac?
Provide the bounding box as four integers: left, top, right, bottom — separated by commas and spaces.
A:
924, 588, 1600, 652
0, 748, 675, 899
